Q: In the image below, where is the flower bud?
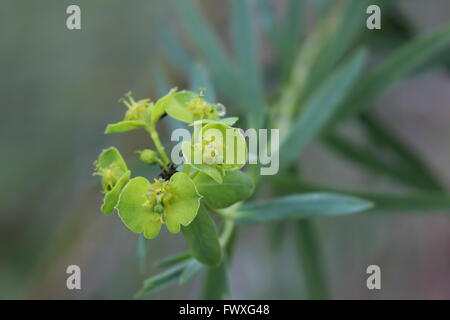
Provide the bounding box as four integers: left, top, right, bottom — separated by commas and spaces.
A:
153, 203, 164, 214
138, 149, 159, 165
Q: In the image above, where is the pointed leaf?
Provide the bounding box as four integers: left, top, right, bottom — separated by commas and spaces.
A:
172, 0, 237, 97
233, 193, 374, 223
230, 0, 265, 128
182, 207, 222, 266
154, 252, 192, 268
337, 22, 450, 120
280, 49, 366, 170
179, 259, 204, 285
134, 262, 188, 298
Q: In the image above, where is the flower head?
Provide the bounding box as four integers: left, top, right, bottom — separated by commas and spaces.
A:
185, 89, 226, 121
119, 91, 150, 121
163, 89, 226, 124
93, 147, 131, 214
182, 122, 247, 183
117, 172, 202, 239
93, 163, 124, 193
144, 178, 176, 209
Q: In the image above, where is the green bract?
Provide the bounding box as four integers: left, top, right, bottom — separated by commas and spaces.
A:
182, 122, 247, 183
117, 172, 202, 239
193, 171, 254, 209
93, 147, 131, 214
150, 87, 177, 125
105, 91, 152, 134
164, 89, 226, 123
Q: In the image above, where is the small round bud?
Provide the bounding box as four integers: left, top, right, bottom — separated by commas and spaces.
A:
153, 203, 164, 214
138, 149, 159, 165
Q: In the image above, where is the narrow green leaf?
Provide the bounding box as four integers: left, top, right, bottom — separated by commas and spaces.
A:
279, 0, 304, 69
364, 192, 450, 213
256, 0, 280, 50
337, 22, 450, 120
230, 0, 265, 127
303, 0, 369, 97
154, 251, 192, 268
182, 207, 222, 266
234, 193, 373, 223
276, 179, 450, 214
279, 49, 366, 170
361, 2, 412, 50
358, 112, 442, 191
277, 2, 343, 116
322, 133, 438, 190
316, 0, 332, 14
296, 220, 328, 299
134, 262, 188, 298
179, 259, 204, 285
172, 0, 237, 97
194, 171, 254, 209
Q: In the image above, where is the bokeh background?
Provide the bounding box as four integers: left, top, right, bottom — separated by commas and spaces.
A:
1, 0, 450, 299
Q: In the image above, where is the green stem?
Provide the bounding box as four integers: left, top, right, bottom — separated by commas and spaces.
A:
296, 220, 328, 300
204, 204, 229, 220
219, 220, 235, 248
146, 126, 170, 171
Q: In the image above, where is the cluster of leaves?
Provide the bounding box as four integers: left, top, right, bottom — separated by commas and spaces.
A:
96, 0, 450, 299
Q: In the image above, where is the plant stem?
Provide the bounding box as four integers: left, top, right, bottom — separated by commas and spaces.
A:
219, 220, 235, 248
146, 126, 170, 171
204, 204, 229, 219
296, 219, 328, 300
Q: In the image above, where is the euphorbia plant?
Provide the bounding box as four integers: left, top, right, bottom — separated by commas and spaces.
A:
94, 88, 258, 267
94, 88, 374, 298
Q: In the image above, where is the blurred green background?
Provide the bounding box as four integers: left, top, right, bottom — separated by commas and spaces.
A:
1, 0, 450, 299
